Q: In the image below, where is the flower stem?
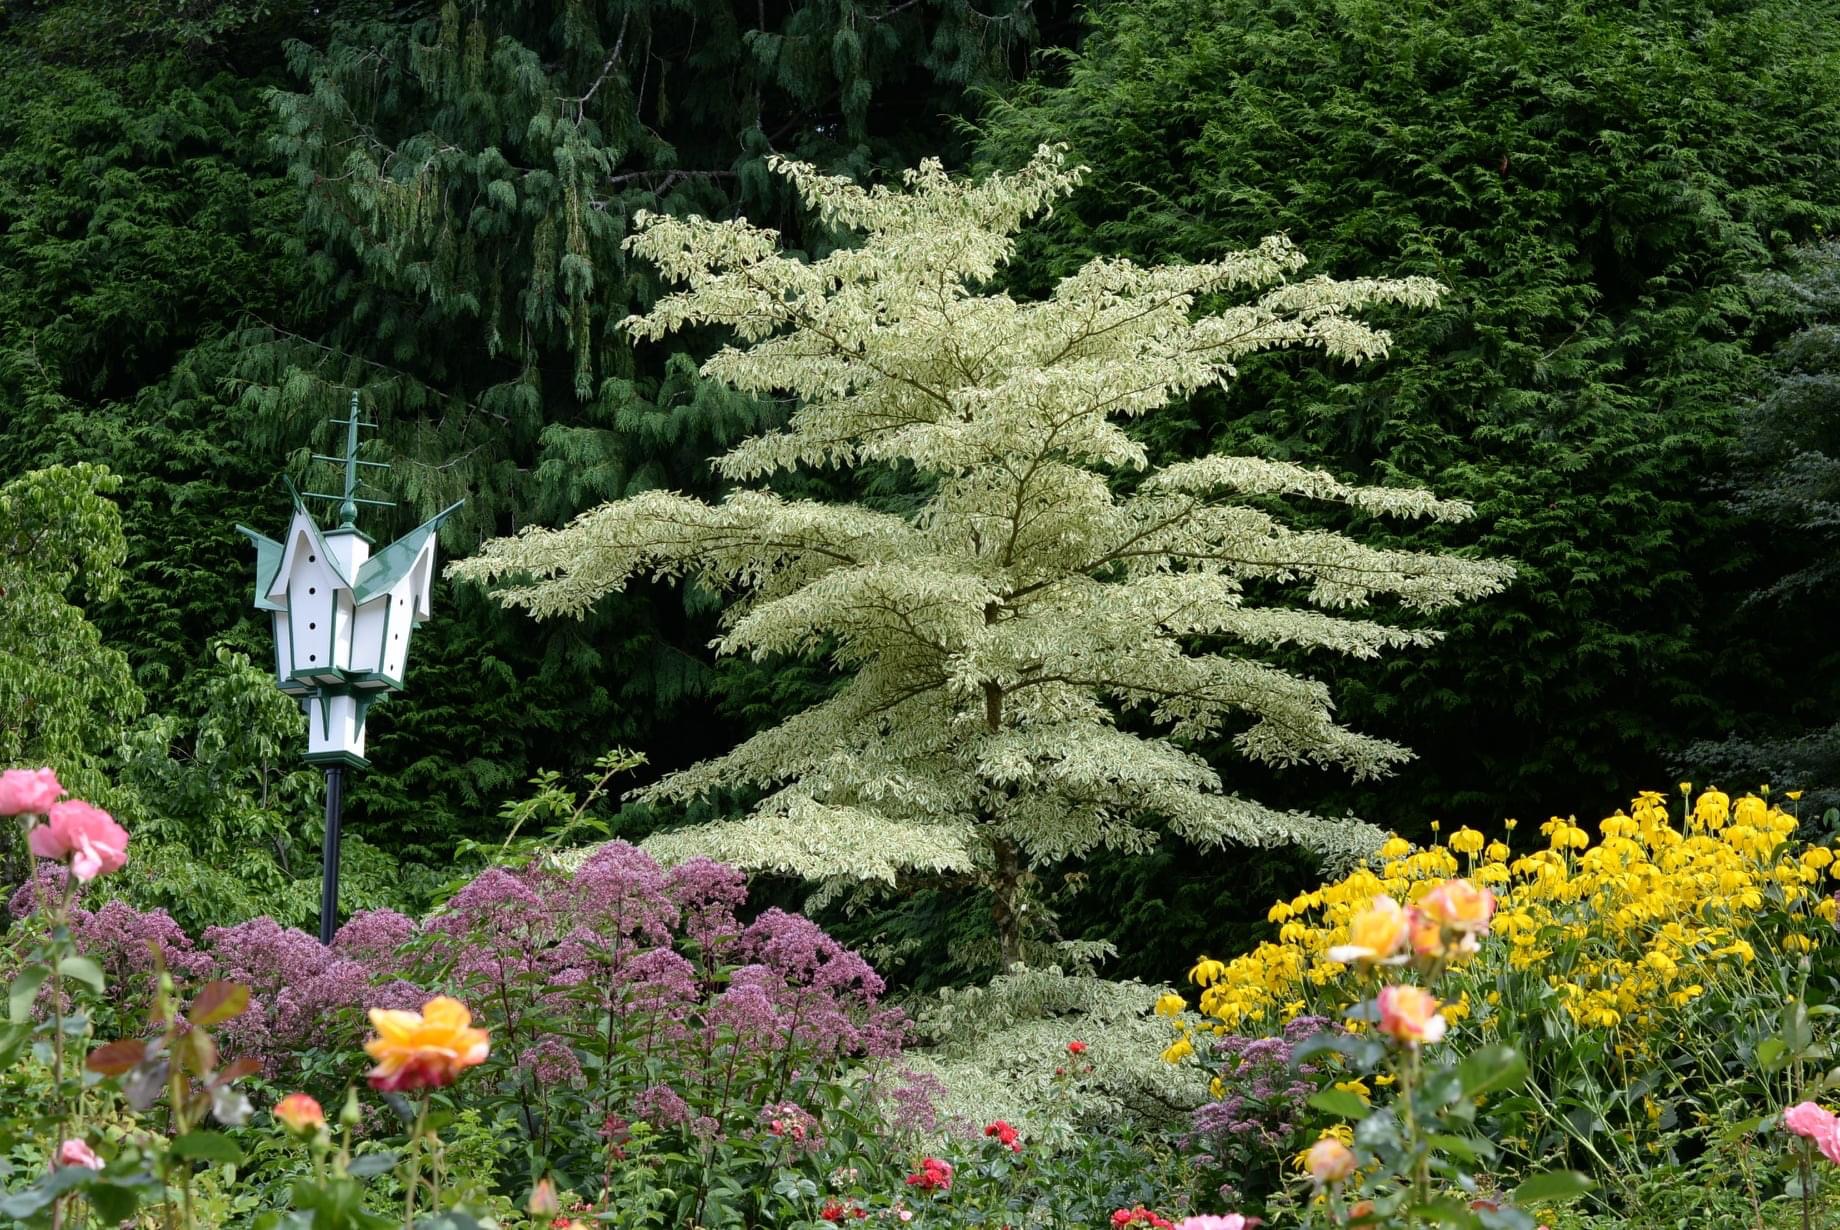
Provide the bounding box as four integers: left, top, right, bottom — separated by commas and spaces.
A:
404, 1098, 429, 1229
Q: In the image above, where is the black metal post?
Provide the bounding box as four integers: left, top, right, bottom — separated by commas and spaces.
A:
319, 765, 344, 946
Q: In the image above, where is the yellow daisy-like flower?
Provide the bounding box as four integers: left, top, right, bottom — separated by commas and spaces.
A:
364, 996, 491, 1092
1694, 788, 1731, 829
1448, 827, 1485, 857
1160, 1036, 1195, 1064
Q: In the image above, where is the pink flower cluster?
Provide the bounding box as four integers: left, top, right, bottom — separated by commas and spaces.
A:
6, 819, 911, 1178
1786, 1101, 1840, 1163
1112, 1207, 1175, 1228
11, 837, 909, 1096
1, 768, 127, 882
0, 880, 433, 1079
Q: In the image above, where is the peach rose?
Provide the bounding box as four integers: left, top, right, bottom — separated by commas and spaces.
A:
527, 1177, 561, 1215
1377, 984, 1447, 1046
1305, 1137, 1357, 1185
1328, 895, 1411, 966
274, 1092, 325, 1134
1418, 879, 1496, 935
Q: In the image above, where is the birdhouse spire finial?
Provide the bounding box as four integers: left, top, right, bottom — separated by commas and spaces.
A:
305, 389, 393, 533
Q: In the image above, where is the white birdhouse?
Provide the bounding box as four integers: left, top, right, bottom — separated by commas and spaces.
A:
236, 406, 461, 768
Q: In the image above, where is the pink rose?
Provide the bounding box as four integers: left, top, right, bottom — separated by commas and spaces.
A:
1174, 1217, 1260, 1230
1785, 1101, 1840, 1164
27, 800, 128, 882
0, 767, 63, 817
55, 1139, 103, 1170
1785, 1101, 1834, 1138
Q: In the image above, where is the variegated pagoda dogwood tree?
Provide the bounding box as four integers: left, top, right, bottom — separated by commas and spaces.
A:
451, 147, 1514, 968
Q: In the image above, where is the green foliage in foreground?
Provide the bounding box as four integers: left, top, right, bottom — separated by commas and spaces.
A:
982, 0, 1840, 831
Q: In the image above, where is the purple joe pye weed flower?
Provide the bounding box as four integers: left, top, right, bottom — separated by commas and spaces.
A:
334, 908, 417, 961
1186, 1015, 1336, 1189
5, 838, 907, 1152
882, 1068, 948, 1136
397, 843, 908, 1152
669, 857, 749, 963
635, 1082, 692, 1128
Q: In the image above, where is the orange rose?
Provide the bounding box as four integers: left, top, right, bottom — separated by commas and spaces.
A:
1377, 984, 1447, 1046
363, 996, 490, 1092
273, 1092, 325, 1134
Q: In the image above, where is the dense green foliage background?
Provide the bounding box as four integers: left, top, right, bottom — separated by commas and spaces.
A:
984, 0, 1840, 828
4, 0, 1839, 982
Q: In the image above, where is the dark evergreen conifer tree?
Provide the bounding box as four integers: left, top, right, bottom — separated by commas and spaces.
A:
234, 0, 1067, 850
982, 0, 1840, 832
1686, 244, 1840, 811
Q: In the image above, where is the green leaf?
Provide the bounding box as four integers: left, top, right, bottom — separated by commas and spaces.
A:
0, 1165, 96, 1217
347, 1152, 398, 1178
1511, 1170, 1594, 1205
86, 1179, 144, 1223
170, 1131, 243, 1165
1307, 1088, 1372, 1120
1757, 1037, 1788, 1073
1427, 1132, 1491, 1163
1401, 1196, 1483, 1226
56, 956, 105, 995
0, 1020, 29, 1067
8, 968, 48, 1023
1785, 999, 1814, 1053
1457, 1043, 1528, 1099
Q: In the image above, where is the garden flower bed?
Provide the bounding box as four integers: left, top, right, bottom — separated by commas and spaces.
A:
8, 768, 1840, 1228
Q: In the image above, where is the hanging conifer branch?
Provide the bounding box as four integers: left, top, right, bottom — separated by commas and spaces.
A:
452, 145, 1514, 967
